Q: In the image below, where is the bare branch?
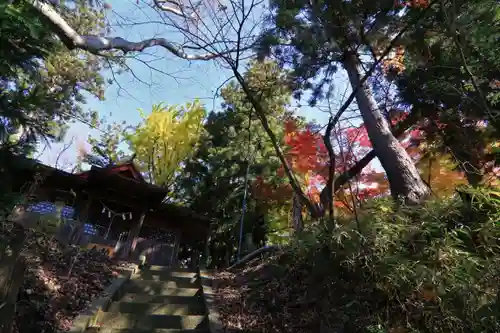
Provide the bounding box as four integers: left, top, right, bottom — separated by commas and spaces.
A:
55, 136, 75, 170
153, 0, 199, 19
34, 143, 49, 161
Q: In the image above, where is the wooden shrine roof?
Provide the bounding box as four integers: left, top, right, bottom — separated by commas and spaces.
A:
78, 161, 145, 183
83, 168, 167, 208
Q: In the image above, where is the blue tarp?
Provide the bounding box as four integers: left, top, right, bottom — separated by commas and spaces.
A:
28, 201, 98, 235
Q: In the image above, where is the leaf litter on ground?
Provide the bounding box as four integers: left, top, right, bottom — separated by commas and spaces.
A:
1, 223, 129, 333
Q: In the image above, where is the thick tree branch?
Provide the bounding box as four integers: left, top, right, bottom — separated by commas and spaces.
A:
333, 110, 421, 192
31, 0, 225, 59
228, 245, 281, 270
321, 113, 340, 225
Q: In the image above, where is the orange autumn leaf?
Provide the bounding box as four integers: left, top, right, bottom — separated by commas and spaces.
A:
417, 155, 468, 197
394, 0, 430, 8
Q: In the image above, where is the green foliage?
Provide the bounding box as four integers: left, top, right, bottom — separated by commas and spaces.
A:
0, 0, 111, 152
259, 0, 403, 103
265, 206, 293, 245
395, 0, 500, 185
81, 121, 128, 168
282, 187, 500, 332
217, 188, 500, 332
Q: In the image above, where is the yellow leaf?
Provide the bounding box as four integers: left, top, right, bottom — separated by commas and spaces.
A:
129, 100, 206, 187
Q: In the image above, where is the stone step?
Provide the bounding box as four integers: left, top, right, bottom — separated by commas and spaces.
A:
119, 293, 203, 304
131, 274, 199, 286
139, 266, 195, 273
124, 280, 200, 294
87, 329, 206, 333
107, 302, 206, 316
133, 270, 198, 281
93, 313, 206, 330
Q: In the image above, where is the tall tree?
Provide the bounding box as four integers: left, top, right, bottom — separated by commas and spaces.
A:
258, 0, 434, 204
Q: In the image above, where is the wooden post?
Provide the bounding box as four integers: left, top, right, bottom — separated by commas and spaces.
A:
190, 248, 199, 270
201, 230, 211, 269
124, 209, 147, 260
169, 230, 181, 267
70, 196, 92, 245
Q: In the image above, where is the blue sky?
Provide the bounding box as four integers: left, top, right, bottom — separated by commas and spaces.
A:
40, 0, 376, 171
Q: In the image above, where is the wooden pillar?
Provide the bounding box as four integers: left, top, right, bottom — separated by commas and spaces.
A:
70, 195, 92, 245
124, 209, 147, 260
169, 230, 181, 267
202, 231, 211, 269
190, 248, 200, 270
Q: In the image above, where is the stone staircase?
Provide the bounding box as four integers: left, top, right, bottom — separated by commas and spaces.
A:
90, 266, 210, 333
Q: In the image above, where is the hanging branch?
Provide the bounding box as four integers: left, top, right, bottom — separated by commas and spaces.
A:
55, 137, 75, 171
335, 125, 362, 232
333, 109, 422, 192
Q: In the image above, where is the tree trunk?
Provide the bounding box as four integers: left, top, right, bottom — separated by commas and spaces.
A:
0, 227, 26, 333
292, 192, 304, 232
343, 52, 430, 204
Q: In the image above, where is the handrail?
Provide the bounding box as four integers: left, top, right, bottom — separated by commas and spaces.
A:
227, 245, 281, 270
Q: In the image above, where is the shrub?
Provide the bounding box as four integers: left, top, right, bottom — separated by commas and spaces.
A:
215, 187, 500, 333
288, 187, 500, 332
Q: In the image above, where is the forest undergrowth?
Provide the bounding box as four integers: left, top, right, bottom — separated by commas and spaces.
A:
214, 187, 500, 333
0, 223, 129, 333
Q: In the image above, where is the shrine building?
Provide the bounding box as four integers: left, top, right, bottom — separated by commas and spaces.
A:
8, 154, 211, 267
